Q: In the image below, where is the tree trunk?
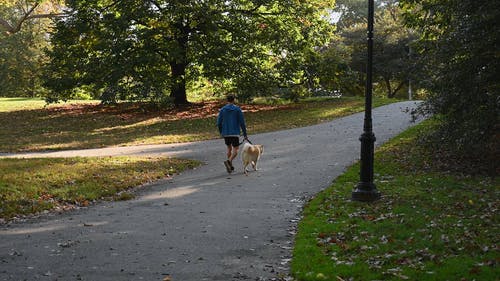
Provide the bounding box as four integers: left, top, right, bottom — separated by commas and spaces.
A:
384, 77, 407, 98
169, 22, 190, 106
384, 77, 393, 98
170, 61, 188, 106
385, 78, 406, 98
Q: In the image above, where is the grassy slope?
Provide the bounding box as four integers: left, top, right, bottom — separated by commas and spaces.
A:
291, 119, 499, 280
0, 156, 200, 220
0, 97, 393, 152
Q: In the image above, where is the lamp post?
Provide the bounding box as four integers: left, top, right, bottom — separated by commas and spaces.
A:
407, 44, 413, 100
352, 0, 381, 202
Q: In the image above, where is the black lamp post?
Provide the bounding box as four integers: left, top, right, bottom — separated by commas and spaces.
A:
352, 0, 381, 202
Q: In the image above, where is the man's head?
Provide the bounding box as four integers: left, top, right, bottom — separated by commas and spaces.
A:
226, 94, 235, 103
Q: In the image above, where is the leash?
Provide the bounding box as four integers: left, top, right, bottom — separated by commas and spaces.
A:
239, 136, 253, 146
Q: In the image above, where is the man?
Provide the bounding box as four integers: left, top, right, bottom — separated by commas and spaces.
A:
216, 94, 248, 173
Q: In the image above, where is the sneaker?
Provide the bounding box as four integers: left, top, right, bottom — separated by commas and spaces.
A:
224, 160, 232, 173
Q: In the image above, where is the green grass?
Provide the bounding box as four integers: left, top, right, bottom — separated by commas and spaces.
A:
291, 119, 499, 280
0, 97, 50, 112
0, 97, 98, 112
0, 156, 200, 220
0, 97, 395, 152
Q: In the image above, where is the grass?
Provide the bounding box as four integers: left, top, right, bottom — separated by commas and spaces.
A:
0, 156, 200, 220
291, 119, 499, 280
0, 97, 98, 112
0, 97, 395, 152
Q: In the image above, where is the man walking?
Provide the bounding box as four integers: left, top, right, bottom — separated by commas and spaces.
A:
217, 94, 248, 173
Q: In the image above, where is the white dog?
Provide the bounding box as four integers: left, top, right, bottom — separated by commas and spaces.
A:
241, 142, 264, 175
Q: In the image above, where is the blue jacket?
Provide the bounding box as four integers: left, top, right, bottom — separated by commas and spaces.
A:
216, 103, 247, 137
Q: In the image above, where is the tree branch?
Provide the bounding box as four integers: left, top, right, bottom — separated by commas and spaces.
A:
12, 2, 40, 34
391, 80, 406, 97
0, 18, 15, 34
102, 0, 123, 11
1, 2, 68, 35
27, 13, 67, 19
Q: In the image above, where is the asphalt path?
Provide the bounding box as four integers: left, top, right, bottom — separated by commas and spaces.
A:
0, 101, 422, 281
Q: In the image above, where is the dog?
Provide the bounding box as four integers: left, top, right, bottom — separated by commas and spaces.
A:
241, 142, 264, 175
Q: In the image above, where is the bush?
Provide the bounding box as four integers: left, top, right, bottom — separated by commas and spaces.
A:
403, 0, 500, 174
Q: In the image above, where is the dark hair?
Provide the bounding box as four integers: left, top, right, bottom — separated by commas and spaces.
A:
226, 94, 235, 102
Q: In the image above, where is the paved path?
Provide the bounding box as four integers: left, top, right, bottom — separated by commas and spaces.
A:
0, 101, 422, 281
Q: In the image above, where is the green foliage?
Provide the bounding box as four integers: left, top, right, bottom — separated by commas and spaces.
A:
0, 1, 65, 97
43, 0, 335, 105
0, 11, 51, 97
291, 119, 499, 280
400, 0, 500, 163
333, 0, 368, 31
331, 1, 417, 98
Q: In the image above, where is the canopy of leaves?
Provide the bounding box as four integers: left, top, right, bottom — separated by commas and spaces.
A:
43, 0, 335, 105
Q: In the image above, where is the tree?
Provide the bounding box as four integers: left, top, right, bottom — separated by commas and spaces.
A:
332, 0, 367, 31
401, 0, 499, 172
44, 0, 335, 105
0, 0, 55, 97
0, 0, 64, 35
330, 0, 416, 98
372, 5, 417, 98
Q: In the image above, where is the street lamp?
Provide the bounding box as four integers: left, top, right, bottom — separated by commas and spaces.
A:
352, 0, 381, 202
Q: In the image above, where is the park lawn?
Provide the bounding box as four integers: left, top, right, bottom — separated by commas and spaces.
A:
0, 97, 99, 112
0, 156, 200, 220
291, 119, 499, 281
0, 97, 394, 152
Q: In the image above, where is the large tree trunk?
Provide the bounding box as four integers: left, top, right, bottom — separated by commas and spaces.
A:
169, 20, 190, 106
384, 77, 393, 98
170, 61, 188, 106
